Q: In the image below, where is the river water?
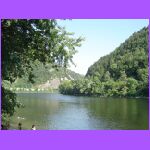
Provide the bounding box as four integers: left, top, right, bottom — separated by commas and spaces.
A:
10, 93, 149, 130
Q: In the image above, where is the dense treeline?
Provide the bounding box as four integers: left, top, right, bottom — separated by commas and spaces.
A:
59, 27, 148, 97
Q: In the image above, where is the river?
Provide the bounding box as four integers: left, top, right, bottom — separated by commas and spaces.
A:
10, 93, 149, 130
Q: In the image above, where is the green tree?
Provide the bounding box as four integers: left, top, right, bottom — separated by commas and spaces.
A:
1, 19, 84, 129
103, 71, 111, 82
126, 78, 138, 96
119, 71, 127, 81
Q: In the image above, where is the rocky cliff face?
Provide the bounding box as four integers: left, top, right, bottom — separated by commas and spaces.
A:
38, 79, 61, 89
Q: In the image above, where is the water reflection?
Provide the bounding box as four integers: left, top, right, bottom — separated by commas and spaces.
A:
10, 93, 149, 130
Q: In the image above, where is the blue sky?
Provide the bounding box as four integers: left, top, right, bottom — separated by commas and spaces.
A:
58, 19, 149, 75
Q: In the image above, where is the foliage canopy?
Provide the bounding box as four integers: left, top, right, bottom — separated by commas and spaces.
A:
1, 19, 84, 129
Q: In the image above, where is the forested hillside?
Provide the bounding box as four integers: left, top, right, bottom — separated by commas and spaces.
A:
3, 60, 83, 92
59, 27, 148, 97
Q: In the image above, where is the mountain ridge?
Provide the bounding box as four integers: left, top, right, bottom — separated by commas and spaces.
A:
59, 27, 148, 97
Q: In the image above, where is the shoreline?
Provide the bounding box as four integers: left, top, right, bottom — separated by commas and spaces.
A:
15, 91, 148, 99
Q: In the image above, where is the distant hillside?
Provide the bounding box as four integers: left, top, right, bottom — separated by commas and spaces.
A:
86, 27, 148, 79
85, 27, 148, 96
7, 61, 83, 92
59, 27, 148, 97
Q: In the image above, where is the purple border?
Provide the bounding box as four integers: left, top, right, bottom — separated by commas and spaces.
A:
0, 0, 149, 19
149, 20, 150, 130
0, 0, 150, 150
0, 130, 150, 150
0, 19, 1, 128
